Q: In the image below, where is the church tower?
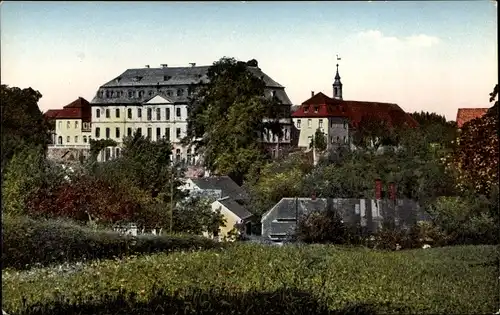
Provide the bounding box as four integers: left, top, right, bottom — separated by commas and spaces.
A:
332, 63, 343, 100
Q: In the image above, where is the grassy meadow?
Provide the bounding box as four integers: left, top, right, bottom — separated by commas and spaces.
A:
2, 243, 498, 314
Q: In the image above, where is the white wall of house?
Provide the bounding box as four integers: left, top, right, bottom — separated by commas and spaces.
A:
54, 119, 92, 146
91, 95, 198, 163
293, 117, 350, 149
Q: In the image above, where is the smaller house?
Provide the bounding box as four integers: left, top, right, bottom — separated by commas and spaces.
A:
181, 176, 250, 202
261, 197, 427, 242
208, 196, 254, 241
456, 108, 489, 128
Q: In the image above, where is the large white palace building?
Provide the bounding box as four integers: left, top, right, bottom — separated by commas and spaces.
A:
46, 61, 294, 166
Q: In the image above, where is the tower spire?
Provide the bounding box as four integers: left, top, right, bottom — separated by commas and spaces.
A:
333, 55, 343, 100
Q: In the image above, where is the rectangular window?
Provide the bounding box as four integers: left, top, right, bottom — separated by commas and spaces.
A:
165, 128, 170, 141
106, 128, 110, 138
147, 127, 152, 139
156, 127, 161, 140
75, 136, 78, 143
147, 108, 152, 121
58, 121, 62, 129
297, 119, 301, 129
176, 128, 181, 139
127, 108, 132, 119
115, 108, 120, 118
308, 119, 312, 128
75, 121, 78, 129
166, 108, 170, 120
96, 127, 100, 138
319, 119, 323, 129
66, 136, 70, 143
176, 107, 181, 118
137, 108, 142, 118
96, 109, 100, 118
67, 121, 70, 129
127, 127, 132, 137
137, 127, 142, 136
115, 127, 120, 139
106, 109, 110, 118
156, 108, 161, 120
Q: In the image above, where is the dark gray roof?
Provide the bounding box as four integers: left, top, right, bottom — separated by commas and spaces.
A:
91, 65, 291, 105
262, 198, 328, 220
191, 176, 249, 201
218, 197, 253, 220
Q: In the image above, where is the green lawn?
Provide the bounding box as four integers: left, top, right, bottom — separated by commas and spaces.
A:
2, 243, 498, 314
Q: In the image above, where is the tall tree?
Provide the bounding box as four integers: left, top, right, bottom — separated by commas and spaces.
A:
1, 85, 50, 170
184, 57, 284, 184
352, 114, 396, 151
309, 128, 327, 151
448, 85, 498, 196
409, 111, 457, 148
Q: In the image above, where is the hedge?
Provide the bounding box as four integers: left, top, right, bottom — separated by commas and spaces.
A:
1, 215, 223, 270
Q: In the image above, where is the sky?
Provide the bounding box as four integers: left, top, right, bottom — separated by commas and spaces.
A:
1, 1, 497, 121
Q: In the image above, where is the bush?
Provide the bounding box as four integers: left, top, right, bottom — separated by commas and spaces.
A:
295, 210, 347, 244
1, 215, 223, 270
426, 196, 498, 245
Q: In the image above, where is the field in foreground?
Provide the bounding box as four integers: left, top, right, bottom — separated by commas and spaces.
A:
2, 243, 498, 315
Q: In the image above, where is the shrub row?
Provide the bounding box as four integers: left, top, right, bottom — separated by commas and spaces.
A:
1, 215, 223, 270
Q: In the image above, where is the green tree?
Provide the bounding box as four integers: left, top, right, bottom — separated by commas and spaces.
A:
184, 57, 284, 185
309, 128, 327, 151
448, 86, 498, 196
409, 111, 457, 148
90, 132, 185, 202
1, 85, 50, 170
2, 146, 65, 215
173, 197, 225, 235
352, 114, 396, 151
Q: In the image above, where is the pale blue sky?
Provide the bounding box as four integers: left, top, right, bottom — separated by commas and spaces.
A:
1, 1, 497, 120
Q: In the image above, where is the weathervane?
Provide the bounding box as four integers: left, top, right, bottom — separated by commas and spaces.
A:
336, 54, 341, 68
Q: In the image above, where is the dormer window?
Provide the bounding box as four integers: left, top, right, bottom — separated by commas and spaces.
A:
271, 90, 276, 97
139, 90, 145, 98
304, 106, 309, 113
116, 77, 122, 83
163, 75, 171, 81
314, 106, 319, 113
166, 90, 173, 97
105, 90, 110, 98
132, 76, 143, 82
177, 89, 184, 97
128, 90, 133, 98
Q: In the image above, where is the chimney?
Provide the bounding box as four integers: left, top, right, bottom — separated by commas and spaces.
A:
189, 62, 196, 67
311, 91, 314, 97
161, 64, 168, 68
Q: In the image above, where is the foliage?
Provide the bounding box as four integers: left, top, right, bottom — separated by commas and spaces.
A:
185, 57, 284, 184
1, 85, 50, 170
426, 196, 498, 245
2, 147, 65, 216
352, 114, 396, 150
89, 138, 118, 160
449, 98, 498, 196
295, 209, 347, 244
244, 153, 313, 216
1, 214, 223, 270
2, 244, 497, 314
173, 197, 226, 235
309, 128, 327, 151
26, 175, 146, 224
409, 111, 458, 148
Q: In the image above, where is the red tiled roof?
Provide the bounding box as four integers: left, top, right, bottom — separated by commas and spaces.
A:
43, 97, 91, 122
456, 108, 488, 128
43, 109, 62, 119
292, 92, 418, 128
